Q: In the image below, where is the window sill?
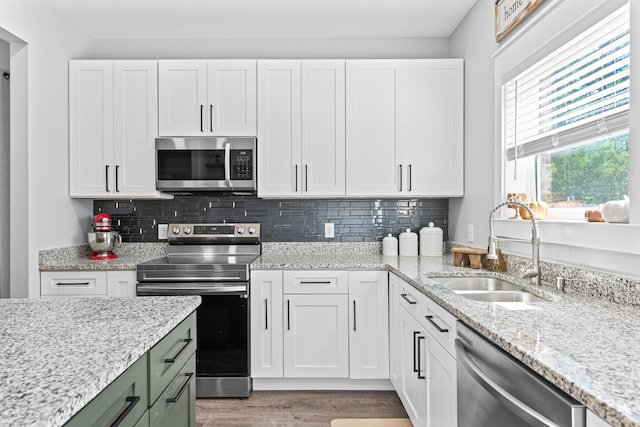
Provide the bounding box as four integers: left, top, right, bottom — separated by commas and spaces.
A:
493, 218, 640, 278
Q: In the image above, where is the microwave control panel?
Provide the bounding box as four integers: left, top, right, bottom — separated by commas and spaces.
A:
230, 150, 254, 180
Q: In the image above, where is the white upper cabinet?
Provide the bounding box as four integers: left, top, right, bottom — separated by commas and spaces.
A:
346, 59, 464, 197
158, 60, 256, 136
257, 60, 346, 198
69, 60, 166, 199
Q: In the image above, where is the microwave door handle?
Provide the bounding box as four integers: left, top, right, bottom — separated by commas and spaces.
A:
224, 141, 231, 185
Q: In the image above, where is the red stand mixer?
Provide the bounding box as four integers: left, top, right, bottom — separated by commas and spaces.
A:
88, 213, 122, 260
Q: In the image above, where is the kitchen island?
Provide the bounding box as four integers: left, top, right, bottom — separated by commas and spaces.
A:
0, 295, 200, 426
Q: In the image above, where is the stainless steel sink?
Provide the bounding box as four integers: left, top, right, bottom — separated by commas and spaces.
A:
436, 276, 549, 303
437, 276, 522, 291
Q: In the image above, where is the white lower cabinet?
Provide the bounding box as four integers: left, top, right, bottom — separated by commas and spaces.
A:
250, 270, 284, 378
284, 293, 349, 378
250, 269, 389, 382
391, 273, 457, 427
348, 271, 389, 379
40, 271, 137, 297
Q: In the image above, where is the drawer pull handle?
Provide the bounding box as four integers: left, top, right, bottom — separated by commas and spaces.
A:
166, 372, 194, 403
56, 282, 90, 286
401, 293, 417, 305
425, 315, 449, 333
109, 395, 140, 427
300, 281, 331, 285
164, 338, 193, 363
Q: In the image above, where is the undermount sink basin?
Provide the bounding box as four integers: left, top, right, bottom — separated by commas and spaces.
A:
437, 276, 522, 291
436, 276, 549, 303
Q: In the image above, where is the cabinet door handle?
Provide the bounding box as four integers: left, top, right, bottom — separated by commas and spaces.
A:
109, 395, 140, 427
353, 300, 357, 331
105, 165, 110, 192
164, 338, 193, 363
398, 165, 403, 192
304, 165, 308, 192
200, 105, 204, 132
56, 282, 90, 286
412, 331, 420, 373
408, 164, 412, 192
265, 298, 268, 330
401, 293, 417, 305
294, 165, 298, 192
287, 299, 291, 330
417, 335, 425, 379
115, 165, 120, 193
210, 104, 214, 133
166, 372, 194, 403
425, 315, 449, 333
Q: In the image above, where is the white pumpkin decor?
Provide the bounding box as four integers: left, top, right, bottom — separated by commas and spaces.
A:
600, 195, 630, 223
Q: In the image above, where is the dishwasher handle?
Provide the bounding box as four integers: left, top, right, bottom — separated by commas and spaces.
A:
455, 339, 562, 427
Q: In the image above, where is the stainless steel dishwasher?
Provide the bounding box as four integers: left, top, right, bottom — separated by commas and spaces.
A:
456, 322, 586, 427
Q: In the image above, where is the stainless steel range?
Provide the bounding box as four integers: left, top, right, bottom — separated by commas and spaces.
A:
136, 223, 261, 398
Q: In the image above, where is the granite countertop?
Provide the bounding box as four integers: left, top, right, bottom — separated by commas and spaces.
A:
38, 243, 167, 271
0, 296, 200, 427
253, 251, 640, 427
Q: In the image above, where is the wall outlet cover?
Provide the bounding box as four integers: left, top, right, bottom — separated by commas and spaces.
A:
325, 223, 335, 238
158, 223, 169, 240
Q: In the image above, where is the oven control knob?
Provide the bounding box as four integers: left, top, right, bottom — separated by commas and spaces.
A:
172, 226, 181, 235
237, 226, 245, 235
248, 226, 256, 234
183, 227, 192, 235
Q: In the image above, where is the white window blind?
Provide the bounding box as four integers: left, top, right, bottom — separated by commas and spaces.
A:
504, 4, 630, 161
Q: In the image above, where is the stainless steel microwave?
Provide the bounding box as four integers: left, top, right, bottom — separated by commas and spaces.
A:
155, 137, 256, 193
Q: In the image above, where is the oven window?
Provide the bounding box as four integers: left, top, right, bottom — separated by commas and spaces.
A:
196, 294, 248, 377
157, 150, 225, 180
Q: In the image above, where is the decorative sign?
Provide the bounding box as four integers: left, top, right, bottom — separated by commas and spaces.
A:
495, 0, 546, 42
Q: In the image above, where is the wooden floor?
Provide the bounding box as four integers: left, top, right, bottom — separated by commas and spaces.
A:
196, 390, 408, 427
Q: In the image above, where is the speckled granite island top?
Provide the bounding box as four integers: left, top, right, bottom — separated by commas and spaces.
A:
0, 296, 200, 427
253, 250, 640, 427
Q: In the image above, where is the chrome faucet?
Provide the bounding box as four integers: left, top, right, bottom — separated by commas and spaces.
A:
487, 200, 541, 286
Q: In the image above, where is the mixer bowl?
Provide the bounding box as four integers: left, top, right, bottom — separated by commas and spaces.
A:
88, 231, 122, 252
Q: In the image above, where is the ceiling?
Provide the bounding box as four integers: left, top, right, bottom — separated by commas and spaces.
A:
38, 0, 478, 40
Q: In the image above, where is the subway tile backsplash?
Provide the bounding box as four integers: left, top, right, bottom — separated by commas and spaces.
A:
94, 195, 449, 243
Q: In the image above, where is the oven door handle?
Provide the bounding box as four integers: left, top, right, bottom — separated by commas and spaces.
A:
137, 282, 247, 296
138, 276, 245, 282
455, 339, 561, 427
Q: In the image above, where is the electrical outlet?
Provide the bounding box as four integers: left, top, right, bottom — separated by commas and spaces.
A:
158, 223, 169, 240
467, 224, 474, 243
324, 223, 335, 238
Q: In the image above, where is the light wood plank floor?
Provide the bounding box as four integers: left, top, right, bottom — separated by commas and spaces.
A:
196, 391, 408, 427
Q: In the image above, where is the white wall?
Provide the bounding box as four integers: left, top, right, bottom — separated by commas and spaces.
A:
92, 37, 450, 59
0, 0, 94, 297
450, 0, 640, 279
448, 0, 497, 251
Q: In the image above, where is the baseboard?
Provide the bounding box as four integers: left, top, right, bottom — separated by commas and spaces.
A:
252, 378, 394, 391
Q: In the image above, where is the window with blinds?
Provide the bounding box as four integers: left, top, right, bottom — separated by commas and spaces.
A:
503, 4, 630, 217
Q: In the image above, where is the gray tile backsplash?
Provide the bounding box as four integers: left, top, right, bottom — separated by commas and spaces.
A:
94, 195, 449, 243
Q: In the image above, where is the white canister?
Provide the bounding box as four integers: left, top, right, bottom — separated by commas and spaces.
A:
399, 228, 418, 256
420, 222, 443, 256
382, 234, 398, 256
